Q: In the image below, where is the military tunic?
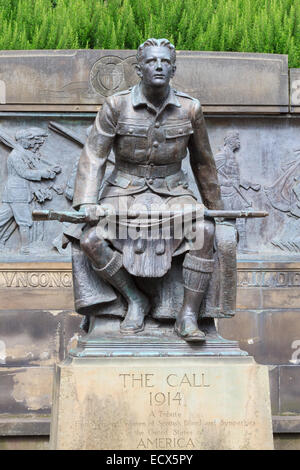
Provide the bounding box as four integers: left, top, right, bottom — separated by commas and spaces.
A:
69, 84, 224, 315
73, 83, 222, 211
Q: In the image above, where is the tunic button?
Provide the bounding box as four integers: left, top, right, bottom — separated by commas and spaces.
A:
178, 181, 182, 185
153, 141, 159, 148
183, 183, 189, 189
178, 129, 183, 134
149, 179, 154, 184
150, 162, 154, 167
129, 129, 133, 134
155, 122, 160, 128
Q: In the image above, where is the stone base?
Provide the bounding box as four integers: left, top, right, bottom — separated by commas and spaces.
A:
70, 317, 248, 358
50, 356, 273, 450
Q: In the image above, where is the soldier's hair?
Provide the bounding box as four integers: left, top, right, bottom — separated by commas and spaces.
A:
224, 131, 239, 146
15, 127, 48, 141
137, 38, 176, 64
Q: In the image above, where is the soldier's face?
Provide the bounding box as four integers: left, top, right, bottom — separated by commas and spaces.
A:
232, 138, 240, 151
32, 136, 46, 151
227, 137, 240, 152
138, 46, 175, 87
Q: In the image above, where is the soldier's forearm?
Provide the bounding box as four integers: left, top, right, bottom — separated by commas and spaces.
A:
191, 163, 224, 210
20, 170, 43, 181
72, 134, 112, 208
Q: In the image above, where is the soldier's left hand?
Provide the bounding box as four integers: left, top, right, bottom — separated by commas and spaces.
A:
79, 204, 104, 224
52, 165, 62, 174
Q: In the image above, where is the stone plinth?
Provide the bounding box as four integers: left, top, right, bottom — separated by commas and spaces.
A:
50, 356, 273, 450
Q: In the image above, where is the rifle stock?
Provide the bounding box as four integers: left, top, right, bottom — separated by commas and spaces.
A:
32, 208, 268, 223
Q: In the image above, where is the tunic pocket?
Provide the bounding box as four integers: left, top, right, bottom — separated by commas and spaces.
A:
164, 122, 193, 139
116, 122, 148, 156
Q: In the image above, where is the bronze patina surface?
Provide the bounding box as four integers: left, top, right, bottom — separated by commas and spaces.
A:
63, 38, 246, 347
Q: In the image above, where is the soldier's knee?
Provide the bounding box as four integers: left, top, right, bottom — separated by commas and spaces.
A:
189, 219, 215, 255
194, 219, 215, 244
191, 219, 215, 240
80, 227, 102, 256
203, 219, 215, 242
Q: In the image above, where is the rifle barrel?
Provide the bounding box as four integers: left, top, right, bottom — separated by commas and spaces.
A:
205, 210, 268, 218
49, 121, 85, 147
32, 210, 87, 223
32, 208, 268, 223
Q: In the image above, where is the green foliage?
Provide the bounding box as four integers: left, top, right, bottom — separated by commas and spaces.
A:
0, 0, 299, 66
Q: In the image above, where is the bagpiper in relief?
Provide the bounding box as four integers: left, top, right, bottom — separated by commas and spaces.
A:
0, 127, 61, 254
215, 131, 261, 250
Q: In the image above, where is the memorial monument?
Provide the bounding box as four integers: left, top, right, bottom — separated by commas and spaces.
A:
35, 39, 274, 450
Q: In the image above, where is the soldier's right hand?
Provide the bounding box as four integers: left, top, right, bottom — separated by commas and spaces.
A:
79, 204, 105, 224
41, 169, 56, 179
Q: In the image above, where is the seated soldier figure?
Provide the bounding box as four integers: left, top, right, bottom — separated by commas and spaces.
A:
71, 38, 224, 342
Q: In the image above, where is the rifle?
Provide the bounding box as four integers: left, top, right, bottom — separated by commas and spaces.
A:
48, 121, 85, 147
32, 208, 268, 224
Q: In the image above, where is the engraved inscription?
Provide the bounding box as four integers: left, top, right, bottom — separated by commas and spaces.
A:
0, 270, 72, 288
52, 358, 273, 450
1, 267, 297, 290
118, 371, 212, 449
238, 270, 300, 287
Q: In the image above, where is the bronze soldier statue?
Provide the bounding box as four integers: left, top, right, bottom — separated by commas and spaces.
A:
68, 38, 224, 342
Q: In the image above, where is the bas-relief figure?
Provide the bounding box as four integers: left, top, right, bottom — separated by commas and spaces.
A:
63, 38, 241, 344
215, 131, 261, 251
265, 148, 300, 252
0, 120, 110, 257
0, 127, 61, 254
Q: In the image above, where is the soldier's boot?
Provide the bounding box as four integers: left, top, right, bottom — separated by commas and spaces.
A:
19, 226, 30, 254
85, 239, 150, 334
175, 254, 214, 342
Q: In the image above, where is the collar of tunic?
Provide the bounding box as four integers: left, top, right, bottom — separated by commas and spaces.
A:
131, 83, 181, 113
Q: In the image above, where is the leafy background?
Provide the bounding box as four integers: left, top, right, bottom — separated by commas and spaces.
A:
0, 0, 299, 66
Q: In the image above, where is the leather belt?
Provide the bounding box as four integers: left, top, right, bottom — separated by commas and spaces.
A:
115, 160, 181, 178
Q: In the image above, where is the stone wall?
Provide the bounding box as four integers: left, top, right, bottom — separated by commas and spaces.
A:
0, 49, 299, 441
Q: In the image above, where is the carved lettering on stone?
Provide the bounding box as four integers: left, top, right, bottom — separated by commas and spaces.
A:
237, 270, 300, 288
0, 270, 72, 288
